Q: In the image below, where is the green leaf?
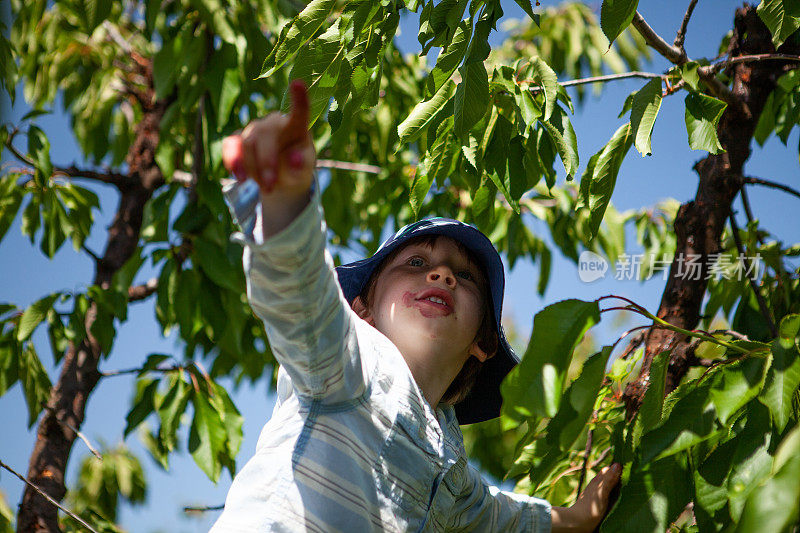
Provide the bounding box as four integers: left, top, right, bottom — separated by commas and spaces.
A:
638, 380, 719, 463
284, 22, 345, 127
756, 0, 800, 48
410, 162, 433, 219
27, 125, 52, 185
453, 62, 489, 138
684, 92, 727, 154
639, 350, 669, 433
502, 299, 601, 418
19, 344, 52, 428
73, 0, 112, 34
17, 293, 59, 341
679, 61, 701, 92
157, 376, 191, 452
539, 106, 579, 179
513, 0, 540, 25
398, 80, 456, 144
208, 381, 244, 466
189, 390, 228, 482
124, 378, 159, 437
777, 312, 800, 347
0, 338, 20, 397
578, 122, 633, 238
709, 356, 769, 425
630, 78, 662, 156
0, 175, 23, 245
193, 236, 244, 293
730, 426, 800, 533
425, 19, 472, 97
600, 0, 639, 45
759, 316, 800, 431
601, 455, 692, 533
527, 57, 558, 121
545, 346, 612, 450
694, 404, 772, 527
261, 0, 338, 77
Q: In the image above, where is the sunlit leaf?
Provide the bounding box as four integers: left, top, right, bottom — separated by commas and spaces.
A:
502, 299, 600, 418
684, 92, 727, 154
630, 78, 662, 156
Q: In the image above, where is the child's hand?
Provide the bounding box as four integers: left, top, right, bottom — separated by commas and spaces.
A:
551, 463, 621, 532
222, 79, 316, 199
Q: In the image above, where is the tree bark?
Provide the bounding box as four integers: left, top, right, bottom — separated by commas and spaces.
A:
623, 6, 800, 417
16, 66, 168, 532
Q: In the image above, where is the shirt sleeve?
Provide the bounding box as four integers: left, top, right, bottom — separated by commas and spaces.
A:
449, 463, 552, 533
223, 178, 367, 403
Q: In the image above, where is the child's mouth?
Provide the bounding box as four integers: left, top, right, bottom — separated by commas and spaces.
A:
404, 290, 453, 316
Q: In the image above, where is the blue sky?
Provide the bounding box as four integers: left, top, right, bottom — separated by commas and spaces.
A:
1, 1, 799, 531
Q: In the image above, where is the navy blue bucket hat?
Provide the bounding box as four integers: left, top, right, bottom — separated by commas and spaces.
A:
335, 217, 519, 425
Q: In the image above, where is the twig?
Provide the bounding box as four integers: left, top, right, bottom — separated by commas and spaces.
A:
619, 330, 646, 360
183, 504, 224, 514
576, 426, 594, 498
739, 187, 755, 227
728, 212, 778, 337
742, 176, 800, 201
696, 65, 751, 118
0, 458, 100, 533
99, 363, 185, 378
101, 20, 132, 54
708, 53, 800, 72
674, 0, 699, 54
4, 132, 133, 187
81, 245, 103, 264
524, 71, 664, 93
631, 11, 685, 64
128, 277, 158, 302
315, 159, 382, 174
709, 329, 750, 341
42, 405, 102, 461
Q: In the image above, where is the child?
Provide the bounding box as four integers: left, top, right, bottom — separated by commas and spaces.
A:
210, 80, 620, 532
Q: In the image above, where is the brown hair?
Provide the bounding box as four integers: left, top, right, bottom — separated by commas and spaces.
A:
355, 235, 498, 405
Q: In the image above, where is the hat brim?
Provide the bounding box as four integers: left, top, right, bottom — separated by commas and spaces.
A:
335, 219, 518, 425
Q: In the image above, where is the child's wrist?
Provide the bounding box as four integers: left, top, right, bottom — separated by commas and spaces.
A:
259, 186, 313, 239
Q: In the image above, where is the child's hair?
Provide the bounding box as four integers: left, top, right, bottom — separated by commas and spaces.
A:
355, 234, 499, 405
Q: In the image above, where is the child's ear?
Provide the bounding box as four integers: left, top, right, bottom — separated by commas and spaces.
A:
351, 296, 375, 326
470, 341, 494, 362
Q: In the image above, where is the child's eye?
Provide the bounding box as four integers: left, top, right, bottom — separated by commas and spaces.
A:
408, 257, 425, 267
457, 270, 474, 281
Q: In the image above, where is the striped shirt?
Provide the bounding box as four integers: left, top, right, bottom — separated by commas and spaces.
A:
210, 179, 551, 532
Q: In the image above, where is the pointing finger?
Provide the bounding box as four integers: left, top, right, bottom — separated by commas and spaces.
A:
281, 79, 310, 147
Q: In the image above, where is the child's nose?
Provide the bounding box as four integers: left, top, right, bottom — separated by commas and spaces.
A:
427, 266, 456, 287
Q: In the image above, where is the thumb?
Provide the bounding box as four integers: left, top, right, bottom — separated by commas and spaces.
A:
222, 134, 245, 180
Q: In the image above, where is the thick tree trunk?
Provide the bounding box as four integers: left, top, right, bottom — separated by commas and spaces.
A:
16, 81, 167, 532
624, 6, 800, 416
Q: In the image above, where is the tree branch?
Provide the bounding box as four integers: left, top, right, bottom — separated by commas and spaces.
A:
56, 165, 134, 188
728, 212, 778, 337
632, 11, 686, 64
183, 504, 224, 514
742, 175, 800, 200
708, 53, 800, 72
674, 0, 699, 53
523, 71, 664, 92
0, 458, 99, 533
127, 277, 158, 302
316, 159, 382, 174
42, 405, 102, 461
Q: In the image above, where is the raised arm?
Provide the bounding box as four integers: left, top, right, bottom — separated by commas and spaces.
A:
221, 81, 367, 404
449, 462, 620, 532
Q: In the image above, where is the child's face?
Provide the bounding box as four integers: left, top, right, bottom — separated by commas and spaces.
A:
356, 237, 490, 366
